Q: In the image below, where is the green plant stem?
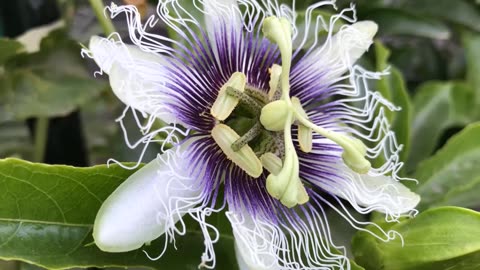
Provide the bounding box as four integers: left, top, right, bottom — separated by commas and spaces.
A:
33, 118, 49, 163
88, 0, 116, 36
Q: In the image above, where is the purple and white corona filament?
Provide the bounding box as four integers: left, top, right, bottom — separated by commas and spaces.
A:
85, 0, 420, 269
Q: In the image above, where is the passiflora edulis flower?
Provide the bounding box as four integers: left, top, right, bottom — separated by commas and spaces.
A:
85, 0, 420, 269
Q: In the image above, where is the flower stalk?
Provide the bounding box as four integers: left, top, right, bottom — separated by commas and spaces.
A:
33, 117, 49, 162
88, 0, 116, 36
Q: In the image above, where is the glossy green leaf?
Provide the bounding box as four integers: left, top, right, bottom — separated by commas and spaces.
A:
0, 39, 24, 65
352, 207, 480, 270
0, 158, 237, 269
414, 123, 480, 210
400, 0, 480, 32
463, 30, 480, 114
406, 81, 474, 172
366, 8, 450, 39
0, 30, 107, 121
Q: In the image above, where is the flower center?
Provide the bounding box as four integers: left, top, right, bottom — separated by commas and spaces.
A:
210, 16, 372, 208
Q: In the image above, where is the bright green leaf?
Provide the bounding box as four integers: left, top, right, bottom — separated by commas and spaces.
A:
352, 207, 480, 270
0, 158, 237, 269
407, 81, 474, 172
366, 8, 450, 39
0, 39, 24, 65
414, 123, 480, 210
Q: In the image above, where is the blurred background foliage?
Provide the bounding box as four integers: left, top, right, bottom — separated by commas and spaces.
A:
1, 0, 480, 269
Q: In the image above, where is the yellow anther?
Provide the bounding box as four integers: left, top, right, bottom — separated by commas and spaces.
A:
211, 124, 263, 178
291, 97, 313, 153
298, 126, 313, 153
260, 152, 283, 175
210, 72, 246, 121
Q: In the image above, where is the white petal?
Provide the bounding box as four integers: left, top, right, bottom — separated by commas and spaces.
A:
228, 209, 279, 270
303, 21, 378, 82
93, 144, 203, 252
356, 172, 420, 214
337, 21, 378, 65
16, 20, 64, 53
88, 36, 177, 123
320, 163, 420, 216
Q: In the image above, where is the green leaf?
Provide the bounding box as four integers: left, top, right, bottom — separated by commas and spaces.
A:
0, 158, 237, 269
352, 207, 480, 270
414, 123, 480, 210
366, 8, 450, 39
0, 30, 107, 121
373, 42, 413, 171
462, 30, 480, 114
400, 0, 480, 32
0, 39, 24, 65
406, 81, 474, 172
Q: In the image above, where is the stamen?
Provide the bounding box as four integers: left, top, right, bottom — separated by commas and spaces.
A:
291, 97, 312, 153
210, 72, 246, 121
292, 104, 371, 174
260, 152, 282, 175
298, 125, 313, 153
225, 86, 262, 114
211, 124, 263, 178
231, 121, 263, 152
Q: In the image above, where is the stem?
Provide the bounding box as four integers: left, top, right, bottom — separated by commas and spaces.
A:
88, 0, 116, 36
33, 117, 49, 163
